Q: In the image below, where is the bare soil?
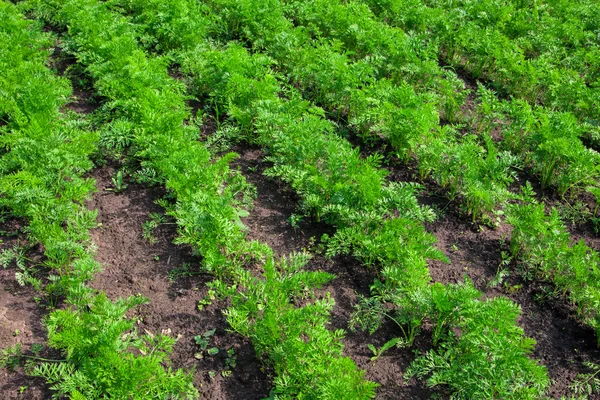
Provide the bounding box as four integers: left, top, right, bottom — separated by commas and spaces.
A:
0, 220, 52, 399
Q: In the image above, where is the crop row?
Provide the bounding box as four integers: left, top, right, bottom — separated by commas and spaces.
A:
117, 0, 551, 397
24, 0, 379, 397
197, 0, 600, 347
363, 0, 600, 128
0, 2, 197, 398
292, 0, 600, 197
237, 0, 600, 215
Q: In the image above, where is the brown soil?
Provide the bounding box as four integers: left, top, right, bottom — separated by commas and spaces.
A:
86, 164, 270, 400
0, 220, 52, 399
50, 39, 101, 116
64, 85, 100, 115
0, 272, 50, 400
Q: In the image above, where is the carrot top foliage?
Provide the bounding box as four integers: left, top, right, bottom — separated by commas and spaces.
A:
4, 0, 600, 397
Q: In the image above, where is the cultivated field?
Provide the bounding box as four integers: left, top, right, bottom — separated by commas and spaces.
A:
1, 0, 600, 398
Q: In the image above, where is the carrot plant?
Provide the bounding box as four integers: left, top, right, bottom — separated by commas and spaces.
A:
32, 294, 196, 399
476, 86, 600, 198
406, 281, 549, 399
225, 252, 376, 399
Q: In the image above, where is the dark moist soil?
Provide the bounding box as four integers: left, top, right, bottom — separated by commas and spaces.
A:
0, 220, 52, 399
230, 144, 436, 399
86, 164, 270, 400
50, 40, 101, 116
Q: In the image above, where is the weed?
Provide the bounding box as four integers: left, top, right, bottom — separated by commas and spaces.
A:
142, 213, 166, 244
106, 170, 128, 193
367, 338, 403, 361
197, 289, 217, 310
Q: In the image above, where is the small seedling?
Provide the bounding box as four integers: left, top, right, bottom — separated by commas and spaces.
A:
30, 343, 43, 356
218, 349, 236, 377
0, 343, 24, 370
487, 268, 509, 288
221, 370, 232, 378
197, 289, 217, 310
0, 246, 41, 289
207, 347, 219, 356
487, 253, 511, 288
194, 328, 216, 352
142, 213, 167, 244
367, 338, 401, 361
106, 170, 128, 193
168, 263, 201, 282
287, 213, 304, 229
225, 348, 237, 369
503, 282, 523, 294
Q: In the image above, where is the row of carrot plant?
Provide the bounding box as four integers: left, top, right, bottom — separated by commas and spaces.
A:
0, 2, 198, 398
115, 0, 552, 397
356, 0, 600, 199
173, 0, 600, 391
204, 0, 600, 225
319, 0, 600, 339
286, 0, 600, 199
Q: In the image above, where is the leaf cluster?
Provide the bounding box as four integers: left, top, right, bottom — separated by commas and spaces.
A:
34, 293, 196, 399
